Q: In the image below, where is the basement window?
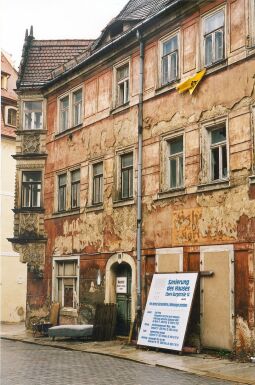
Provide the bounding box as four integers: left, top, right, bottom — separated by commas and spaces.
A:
23, 101, 43, 130
202, 9, 225, 67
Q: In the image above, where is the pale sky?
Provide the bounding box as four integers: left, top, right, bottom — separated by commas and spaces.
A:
0, 0, 127, 68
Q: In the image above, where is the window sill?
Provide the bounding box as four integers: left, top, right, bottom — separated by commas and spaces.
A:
13, 153, 47, 160
15, 129, 47, 135
155, 79, 179, 96
12, 207, 45, 214
55, 124, 83, 139
156, 187, 186, 201
110, 102, 130, 115
204, 59, 227, 75
60, 307, 78, 317
197, 179, 230, 193
86, 204, 104, 213
249, 175, 255, 185
112, 198, 135, 208
51, 208, 80, 218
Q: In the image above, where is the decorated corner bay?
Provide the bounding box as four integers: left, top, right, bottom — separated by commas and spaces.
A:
137, 273, 198, 351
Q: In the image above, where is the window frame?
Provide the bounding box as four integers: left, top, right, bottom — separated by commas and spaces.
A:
209, 125, 228, 181
249, 0, 255, 47
201, 6, 226, 68
5, 106, 17, 127
200, 118, 229, 185
70, 169, 80, 209
58, 173, 67, 212
52, 256, 80, 309
22, 99, 44, 130
92, 161, 104, 205
58, 86, 84, 133
1, 73, 9, 90
159, 31, 180, 86
167, 135, 184, 189
120, 152, 134, 200
113, 59, 130, 108
21, 170, 42, 208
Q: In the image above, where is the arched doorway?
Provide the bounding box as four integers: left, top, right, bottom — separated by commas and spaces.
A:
105, 253, 136, 336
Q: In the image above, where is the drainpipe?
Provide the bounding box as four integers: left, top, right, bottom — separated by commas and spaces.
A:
136, 29, 144, 330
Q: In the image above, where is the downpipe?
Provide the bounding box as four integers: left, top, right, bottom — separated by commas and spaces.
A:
136, 29, 144, 332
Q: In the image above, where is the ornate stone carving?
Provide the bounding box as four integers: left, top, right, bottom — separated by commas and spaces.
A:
23, 134, 40, 153
19, 213, 39, 238
13, 242, 45, 266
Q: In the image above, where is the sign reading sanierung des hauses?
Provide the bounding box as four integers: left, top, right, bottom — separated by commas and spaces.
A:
138, 273, 198, 351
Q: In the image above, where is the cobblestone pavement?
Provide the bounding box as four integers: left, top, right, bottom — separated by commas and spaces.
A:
1, 340, 239, 385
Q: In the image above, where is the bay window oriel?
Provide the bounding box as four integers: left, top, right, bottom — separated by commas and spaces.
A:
23, 101, 43, 129
21, 171, 42, 208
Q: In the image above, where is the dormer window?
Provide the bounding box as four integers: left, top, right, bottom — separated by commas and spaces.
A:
110, 22, 123, 39
23, 101, 43, 130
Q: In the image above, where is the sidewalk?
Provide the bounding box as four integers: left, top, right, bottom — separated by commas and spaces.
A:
1, 323, 255, 385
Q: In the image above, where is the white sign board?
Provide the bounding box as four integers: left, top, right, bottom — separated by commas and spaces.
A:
138, 273, 198, 351
116, 277, 127, 294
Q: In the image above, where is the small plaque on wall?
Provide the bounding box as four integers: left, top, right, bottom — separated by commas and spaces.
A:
116, 277, 127, 293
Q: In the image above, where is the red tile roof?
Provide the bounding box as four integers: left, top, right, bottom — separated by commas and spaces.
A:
18, 39, 93, 87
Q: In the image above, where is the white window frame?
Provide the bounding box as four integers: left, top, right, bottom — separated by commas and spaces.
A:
167, 135, 184, 189
52, 256, 80, 309
113, 59, 130, 108
5, 106, 17, 127
58, 85, 84, 133
201, 118, 229, 184
159, 30, 180, 86
201, 6, 226, 67
22, 99, 44, 130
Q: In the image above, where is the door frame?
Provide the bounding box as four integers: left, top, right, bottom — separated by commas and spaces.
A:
105, 253, 136, 322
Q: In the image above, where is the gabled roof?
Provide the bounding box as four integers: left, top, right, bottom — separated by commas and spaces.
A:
17, 0, 183, 90
18, 30, 93, 88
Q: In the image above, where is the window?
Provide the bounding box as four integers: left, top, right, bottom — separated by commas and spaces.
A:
161, 34, 178, 85
60, 96, 69, 132
203, 10, 225, 66
21, 171, 41, 208
210, 125, 228, 181
1, 73, 8, 90
116, 64, 129, 106
72, 89, 82, 126
55, 259, 78, 308
249, 0, 255, 47
59, 88, 83, 132
121, 153, 133, 199
92, 162, 103, 204
168, 136, 184, 188
23, 101, 43, 129
58, 174, 67, 211
71, 169, 80, 209
5, 106, 17, 127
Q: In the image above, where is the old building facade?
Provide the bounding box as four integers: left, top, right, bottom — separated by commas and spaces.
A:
12, 0, 255, 352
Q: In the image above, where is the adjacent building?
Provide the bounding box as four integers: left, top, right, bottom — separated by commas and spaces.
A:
1, 51, 27, 322
11, 0, 255, 352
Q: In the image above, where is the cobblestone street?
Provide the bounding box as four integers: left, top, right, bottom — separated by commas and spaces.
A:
1, 340, 240, 385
